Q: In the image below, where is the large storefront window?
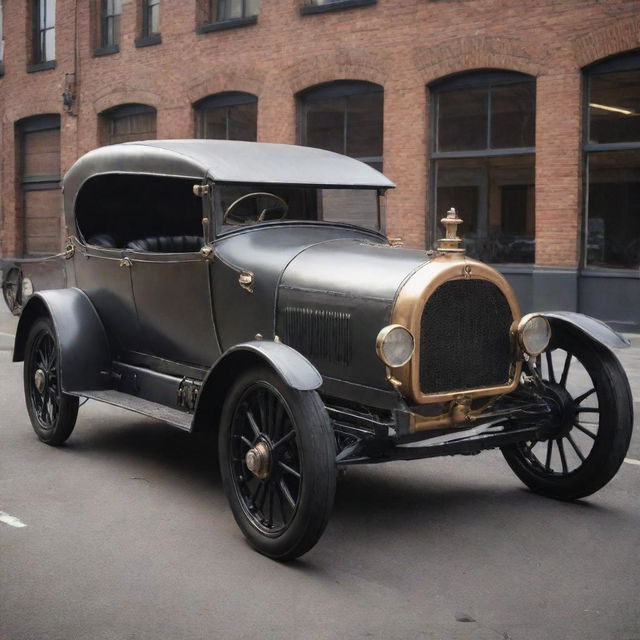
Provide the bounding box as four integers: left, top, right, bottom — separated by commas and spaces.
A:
585, 51, 640, 270
431, 72, 536, 263
195, 92, 257, 141
101, 104, 157, 144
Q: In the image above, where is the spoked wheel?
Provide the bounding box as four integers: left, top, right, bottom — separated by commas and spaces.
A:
24, 317, 79, 446
219, 366, 336, 560
502, 323, 633, 500
2, 267, 23, 315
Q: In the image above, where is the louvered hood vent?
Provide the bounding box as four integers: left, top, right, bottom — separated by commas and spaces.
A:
282, 307, 351, 366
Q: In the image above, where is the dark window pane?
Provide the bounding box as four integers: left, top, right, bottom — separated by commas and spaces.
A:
227, 103, 257, 141
436, 155, 535, 263
589, 69, 640, 144
304, 98, 345, 154
201, 108, 227, 139
346, 91, 383, 159
437, 87, 487, 152
586, 150, 640, 269
490, 82, 535, 148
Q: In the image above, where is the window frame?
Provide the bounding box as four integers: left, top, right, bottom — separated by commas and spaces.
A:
17, 114, 62, 256
102, 103, 157, 145
29, 0, 56, 71
298, 80, 384, 169
582, 50, 640, 272
194, 92, 258, 141
95, 0, 122, 55
429, 71, 537, 261
196, 0, 258, 34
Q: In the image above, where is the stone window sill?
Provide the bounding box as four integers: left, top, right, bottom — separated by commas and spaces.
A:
196, 15, 258, 34
94, 44, 120, 57
135, 33, 162, 48
300, 0, 377, 15
27, 60, 56, 73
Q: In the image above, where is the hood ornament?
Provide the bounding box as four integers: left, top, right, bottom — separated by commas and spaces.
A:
437, 207, 465, 254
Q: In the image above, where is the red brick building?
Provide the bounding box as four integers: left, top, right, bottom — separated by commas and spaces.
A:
0, 0, 639, 328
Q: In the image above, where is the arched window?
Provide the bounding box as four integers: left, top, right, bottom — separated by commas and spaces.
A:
584, 50, 640, 270
297, 80, 383, 230
298, 80, 383, 172
430, 71, 536, 263
194, 92, 257, 141
16, 114, 61, 255
100, 104, 157, 144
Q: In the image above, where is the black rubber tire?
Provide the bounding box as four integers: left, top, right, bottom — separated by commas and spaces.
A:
24, 317, 79, 446
219, 365, 336, 560
502, 324, 633, 500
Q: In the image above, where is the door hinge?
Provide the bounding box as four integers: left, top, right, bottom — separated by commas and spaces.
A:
193, 184, 210, 197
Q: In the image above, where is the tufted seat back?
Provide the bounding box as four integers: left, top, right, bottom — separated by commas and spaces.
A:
125, 236, 205, 253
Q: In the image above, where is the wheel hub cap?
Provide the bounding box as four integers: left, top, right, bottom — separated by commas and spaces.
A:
34, 368, 46, 394
245, 441, 271, 480
543, 382, 576, 436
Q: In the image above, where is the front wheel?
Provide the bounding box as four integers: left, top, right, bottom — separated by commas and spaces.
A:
218, 366, 336, 560
502, 324, 633, 500
24, 317, 79, 446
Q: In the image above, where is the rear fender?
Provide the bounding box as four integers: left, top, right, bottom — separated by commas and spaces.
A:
543, 311, 630, 351
13, 289, 111, 393
191, 341, 322, 433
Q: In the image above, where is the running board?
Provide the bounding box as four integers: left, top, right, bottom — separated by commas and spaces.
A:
72, 389, 193, 432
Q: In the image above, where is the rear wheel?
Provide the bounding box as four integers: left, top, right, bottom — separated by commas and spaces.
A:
24, 317, 79, 446
502, 324, 633, 500
219, 366, 336, 560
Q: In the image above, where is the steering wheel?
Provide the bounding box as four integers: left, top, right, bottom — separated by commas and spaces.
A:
223, 192, 288, 225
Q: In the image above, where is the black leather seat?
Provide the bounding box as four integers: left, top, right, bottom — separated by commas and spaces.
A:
87, 233, 117, 248
125, 236, 205, 253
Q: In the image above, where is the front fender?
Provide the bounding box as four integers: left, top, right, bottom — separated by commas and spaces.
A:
543, 311, 630, 350
13, 288, 111, 393
191, 341, 322, 433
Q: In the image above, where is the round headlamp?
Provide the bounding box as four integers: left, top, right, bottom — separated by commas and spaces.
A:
517, 313, 551, 356
376, 325, 414, 368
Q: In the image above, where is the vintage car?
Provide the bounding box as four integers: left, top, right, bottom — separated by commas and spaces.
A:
11, 140, 633, 560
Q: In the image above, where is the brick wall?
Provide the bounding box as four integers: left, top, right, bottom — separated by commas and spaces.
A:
1, 0, 639, 261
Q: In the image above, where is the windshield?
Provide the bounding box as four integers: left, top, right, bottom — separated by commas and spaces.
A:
217, 183, 381, 233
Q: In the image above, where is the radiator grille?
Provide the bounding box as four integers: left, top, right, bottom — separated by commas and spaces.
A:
419, 280, 513, 394
283, 307, 351, 366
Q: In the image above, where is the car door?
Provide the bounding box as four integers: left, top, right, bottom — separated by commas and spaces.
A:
127, 247, 220, 368
71, 239, 143, 356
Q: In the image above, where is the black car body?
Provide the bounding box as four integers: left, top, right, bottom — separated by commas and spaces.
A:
10, 140, 634, 559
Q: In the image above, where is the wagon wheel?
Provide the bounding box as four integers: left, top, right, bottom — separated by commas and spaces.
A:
219, 365, 336, 560
501, 323, 633, 500
2, 266, 23, 315
24, 317, 79, 446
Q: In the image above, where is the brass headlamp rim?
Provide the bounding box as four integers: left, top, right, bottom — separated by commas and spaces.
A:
516, 313, 552, 357
375, 324, 415, 368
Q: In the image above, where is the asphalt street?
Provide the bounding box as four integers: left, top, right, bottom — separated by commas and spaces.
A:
1, 308, 638, 640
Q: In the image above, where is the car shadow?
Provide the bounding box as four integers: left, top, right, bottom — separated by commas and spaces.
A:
60, 410, 624, 568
